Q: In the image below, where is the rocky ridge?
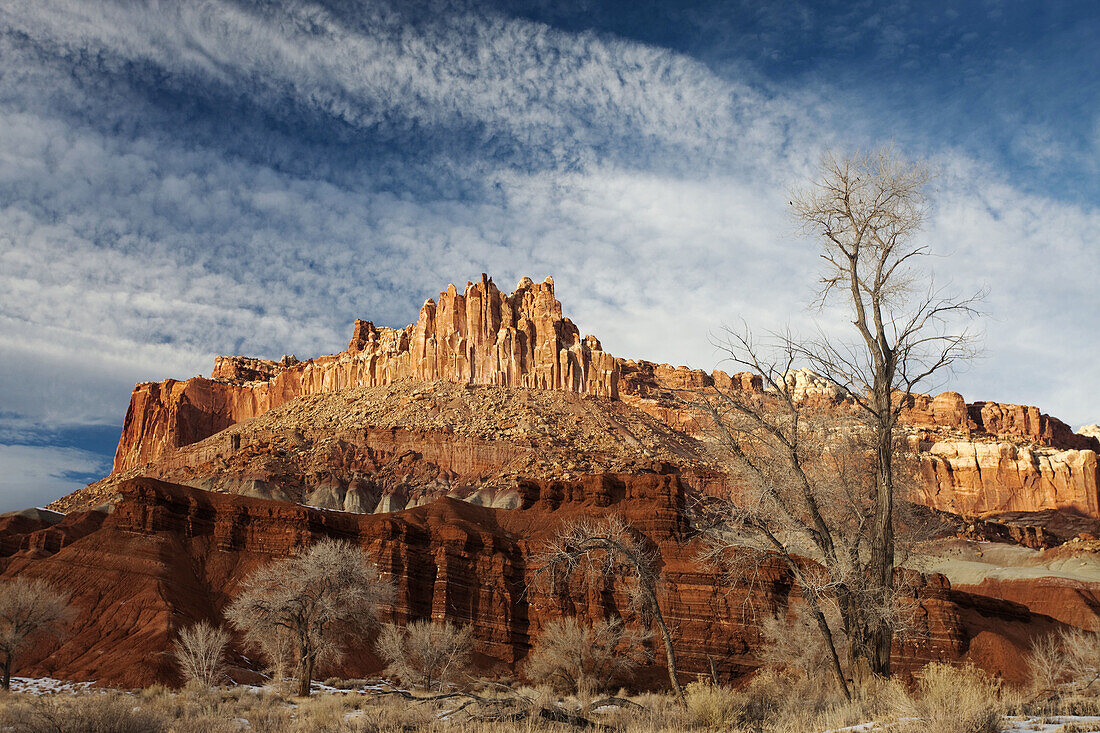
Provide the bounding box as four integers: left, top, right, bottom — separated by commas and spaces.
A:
101, 274, 1100, 524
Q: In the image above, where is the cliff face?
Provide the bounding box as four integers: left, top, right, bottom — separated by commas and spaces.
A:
916, 442, 1100, 517
113, 275, 617, 473
105, 273, 1100, 521
1, 477, 1061, 688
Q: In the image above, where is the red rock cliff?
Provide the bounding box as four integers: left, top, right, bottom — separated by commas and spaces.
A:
0, 477, 1061, 688
114, 275, 618, 472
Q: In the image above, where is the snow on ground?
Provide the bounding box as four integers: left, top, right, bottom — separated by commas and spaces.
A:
1001, 716, 1100, 732
827, 717, 1100, 732
8, 677, 96, 695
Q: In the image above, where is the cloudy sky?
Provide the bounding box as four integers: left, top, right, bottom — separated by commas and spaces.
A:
1, 0, 1097, 511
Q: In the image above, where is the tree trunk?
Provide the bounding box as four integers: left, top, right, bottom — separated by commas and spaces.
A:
866, 388, 896, 677
296, 642, 314, 697
804, 593, 851, 700
647, 585, 685, 705
1, 652, 10, 691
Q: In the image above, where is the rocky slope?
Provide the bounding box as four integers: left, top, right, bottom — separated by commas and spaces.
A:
54, 380, 718, 514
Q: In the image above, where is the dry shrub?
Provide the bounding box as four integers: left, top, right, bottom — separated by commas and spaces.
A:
0, 694, 168, 733
524, 617, 651, 697
684, 679, 743, 728
1028, 627, 1100, 702
376, 619, 475, 690
172, 620, 230, 687
758, 604, 848, 689
902, 662, 1002, 733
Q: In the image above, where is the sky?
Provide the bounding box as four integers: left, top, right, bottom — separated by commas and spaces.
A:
1, 0, 1098, 512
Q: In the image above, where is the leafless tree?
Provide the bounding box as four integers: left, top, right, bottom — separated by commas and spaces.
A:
693, 148, 979, 690
1026, 627, 1100, 702
532, 515, 684, 703
524, 616, 651, 697
0, 577, 73, 690
225, 538, 393, 696
172, 620, 230, 687
757, 603, 847, 685
376, 619, 475, 691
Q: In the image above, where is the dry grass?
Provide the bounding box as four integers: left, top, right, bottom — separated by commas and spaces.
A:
898, 663, 1003, 733
0, 661, 1064, 733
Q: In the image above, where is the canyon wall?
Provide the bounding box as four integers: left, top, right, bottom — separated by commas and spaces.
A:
1, 477, 1060, 688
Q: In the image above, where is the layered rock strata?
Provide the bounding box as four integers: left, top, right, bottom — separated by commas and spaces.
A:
917, 441, 1100, 517
114, 275, 617, 473
105, 274, 1100, 521
2, 477, 1063, 688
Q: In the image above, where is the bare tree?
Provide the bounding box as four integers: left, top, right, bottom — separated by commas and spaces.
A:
1026, 627, 1100, 702
172, 621, 230, 687
252, 626, 298, 684
693, 148, 979, 687
376, 619, 475, 691
0, 577, 73, 690
533, 515, 684, 703
225, 538, 393, 696
524, 617, 651, 697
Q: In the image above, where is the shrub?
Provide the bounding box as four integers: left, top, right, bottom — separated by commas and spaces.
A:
684, 679, 743, 728
903, 662, 1002, 733
524, 617, 651, 696
1, 694, 168, 733
172, 620, 230, 687
375, 619, 475, 690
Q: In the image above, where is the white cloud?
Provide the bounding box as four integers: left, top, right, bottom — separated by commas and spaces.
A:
0, 444, 109, 512
0, 0, 1097, 488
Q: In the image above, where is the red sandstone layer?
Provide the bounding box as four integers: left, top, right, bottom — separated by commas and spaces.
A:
1, 477, 1064, 688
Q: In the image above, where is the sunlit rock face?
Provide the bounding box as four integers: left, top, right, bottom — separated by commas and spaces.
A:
112, 275, 618, 473
96, 273, 1100, 524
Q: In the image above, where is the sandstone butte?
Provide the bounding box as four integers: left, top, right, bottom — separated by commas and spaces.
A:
4, 273, 1100, 688
106, 273, 1100, 520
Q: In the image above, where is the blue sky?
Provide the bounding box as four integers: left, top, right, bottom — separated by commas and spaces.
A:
1, 0, 1098, 511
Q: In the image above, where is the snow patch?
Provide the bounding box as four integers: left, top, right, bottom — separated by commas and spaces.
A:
9, 677, 96, 695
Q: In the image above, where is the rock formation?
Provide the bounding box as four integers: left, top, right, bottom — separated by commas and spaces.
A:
1, 477, 1064, 687
106, 274, 1100, 523
917, 441, 1100, 517
113, 275, 617, 473
16, 273, 1100, 690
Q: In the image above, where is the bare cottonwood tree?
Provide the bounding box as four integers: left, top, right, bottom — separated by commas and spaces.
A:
694, 148, 979, 687
225, 538, 393, 696
533, 515, 684, 703
524, 616, 651, 697
0, 577, 73, 690
376, 619, 475, 691
172, 620, 230, 687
